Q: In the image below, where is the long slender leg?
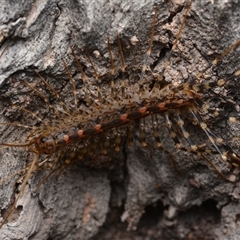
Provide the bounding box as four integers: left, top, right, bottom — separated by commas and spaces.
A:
22, 80, 63, 119
186, 38, 240, 92
116, 34, 128, 100
117, 33, 126, 73
70, 46, 89, 100
62, 59, 79, 113
157, 1, 193, 86
139, 117, 148, 147
164, 110, 228, 179
140, 6, 159, 81
35, 71, 70, 115
85, 48, 99, 81
151, 113, 180, 173
189, 107, 227, 161
107, 37, 117, 99
175, 109, 197, 151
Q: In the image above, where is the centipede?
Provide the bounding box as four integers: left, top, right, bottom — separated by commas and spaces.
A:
0, 0, 240, 239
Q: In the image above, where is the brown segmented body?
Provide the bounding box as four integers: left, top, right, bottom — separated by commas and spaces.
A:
34, 86, 198, 155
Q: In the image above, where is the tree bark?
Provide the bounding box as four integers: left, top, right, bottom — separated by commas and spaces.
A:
0, 0, 240, 239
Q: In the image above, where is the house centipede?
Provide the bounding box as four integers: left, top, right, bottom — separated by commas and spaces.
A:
0, 0, 240, 238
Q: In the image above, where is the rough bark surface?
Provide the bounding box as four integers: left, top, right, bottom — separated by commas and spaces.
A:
0, 0, 240, 239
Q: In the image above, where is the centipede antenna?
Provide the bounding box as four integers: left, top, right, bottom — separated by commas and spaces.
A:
140, 6, 158, 81
0, 142, 33, 147
0, 121, 36, 129
0, 153, 39, 228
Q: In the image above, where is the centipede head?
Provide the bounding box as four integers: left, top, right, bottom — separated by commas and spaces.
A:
34, 136, 56, 155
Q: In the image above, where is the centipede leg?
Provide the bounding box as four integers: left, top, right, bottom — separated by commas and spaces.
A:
62, 59, 79, 112
164, 110, 228, 180
151, 114, 180, 174
175, 109, 197, 152
140, 6, 158, 81
189, 107, 227, 161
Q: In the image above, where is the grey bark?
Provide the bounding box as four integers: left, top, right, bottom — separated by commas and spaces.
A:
0, 0, 240, 239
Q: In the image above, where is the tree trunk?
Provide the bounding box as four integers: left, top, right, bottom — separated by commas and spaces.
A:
0, 0, 240, 239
